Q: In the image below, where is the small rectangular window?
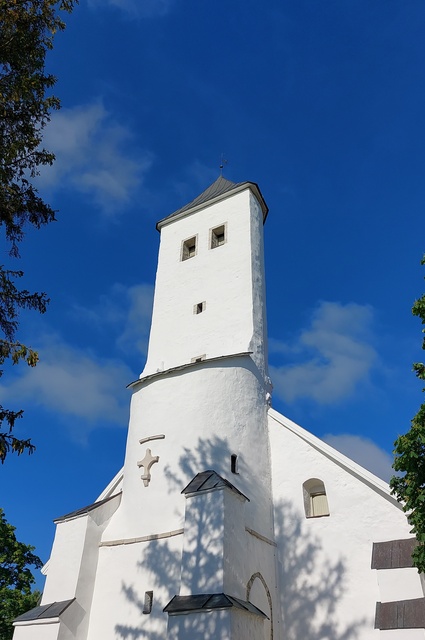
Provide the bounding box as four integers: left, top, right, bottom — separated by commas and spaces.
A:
210, 224, 226, 249
194, 301, 206, 314
191, 354, 206, 363
231, 454, 238, 474
143, 591, 153, 614
182, 236, 197, 261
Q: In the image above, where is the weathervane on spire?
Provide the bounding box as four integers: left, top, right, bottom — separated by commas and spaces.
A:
220, 154, 228, 176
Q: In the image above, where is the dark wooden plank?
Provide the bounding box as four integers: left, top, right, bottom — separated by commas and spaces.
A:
372, 538, 417, 569
375, 598, 425, 629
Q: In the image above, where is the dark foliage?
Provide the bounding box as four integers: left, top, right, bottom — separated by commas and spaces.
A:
0, 508, 42, 640
391, 256, 425, 571
0, 0, 76, 461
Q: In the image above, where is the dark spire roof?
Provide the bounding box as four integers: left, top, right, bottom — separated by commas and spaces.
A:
170, 176, 242, 216
156, 176, 268, 230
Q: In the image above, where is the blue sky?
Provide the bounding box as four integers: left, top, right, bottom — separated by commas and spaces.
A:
2, 0, 425, 587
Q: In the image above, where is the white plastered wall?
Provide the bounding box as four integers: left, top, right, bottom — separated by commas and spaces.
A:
381, 631, 425, 639
13, 623, 60, 640
268, 408, 421, 640
179, 484, 277, 600
87, 533, 183, 639
180, 490, 226, 595
231, 609, 268, 640
103, 359, 273, 544
377, 568, 423, 602
22, 495, 122, 640
167, 608, 266, 640
167, 609, 232, 640
93, 358, 276, 637
142, 188, 268, 377
51, 183, 275, 640
42, 495, 120, 604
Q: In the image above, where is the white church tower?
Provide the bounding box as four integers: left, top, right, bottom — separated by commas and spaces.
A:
13, 176, 425, 640
88, 176, 277, 638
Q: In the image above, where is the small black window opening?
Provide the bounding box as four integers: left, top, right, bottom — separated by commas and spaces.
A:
143, 591, 153, 614
194, 301, 206, 314
211, 225, 226, 249
182, 236, 197, 261
231, 454, 238, 474
191, 354, 206, 363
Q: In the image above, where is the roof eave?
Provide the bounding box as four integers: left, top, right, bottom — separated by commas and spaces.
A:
156, 181, 268, 231
268, 407, 401, 507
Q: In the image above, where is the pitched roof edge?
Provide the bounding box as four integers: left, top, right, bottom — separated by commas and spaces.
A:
156, 181, 268, 231
13, 598, 75, 624
268, 407, 401, 508
96, 467, 124, 501
54, 491, 122, 523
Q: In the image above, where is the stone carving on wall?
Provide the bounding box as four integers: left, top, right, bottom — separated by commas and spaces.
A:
137, 448, 159, 487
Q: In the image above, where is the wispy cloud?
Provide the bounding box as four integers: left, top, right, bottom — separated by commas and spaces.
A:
87, 0, 174, 18
72, 282, 154, 357
117, 284, 154, 355
40, 102, 153, 216
270, 301, 377, 404
323, 433, 394, 482
171, 160, 220, 205
0, 335, 133, 435
0, 283, 154, 440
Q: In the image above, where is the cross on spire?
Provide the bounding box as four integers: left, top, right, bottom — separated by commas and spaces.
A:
220, 154, 228, 176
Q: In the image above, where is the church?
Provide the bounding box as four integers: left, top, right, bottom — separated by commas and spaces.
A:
13, 177, 424, 639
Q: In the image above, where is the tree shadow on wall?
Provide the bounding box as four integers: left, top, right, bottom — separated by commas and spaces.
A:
162, 434, 253, 498
114, 578, 167, 640
274, 499, 367, 640
115, 584, 154, 640
115, 436, 367, 639
115, 436, 234, 640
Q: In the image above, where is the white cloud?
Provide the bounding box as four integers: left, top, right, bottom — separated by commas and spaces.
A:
171, 160, 220, 204
72, 282, 154, 356
270, 301, 377, 404
323, 434, 394, 481
0, 283, 154, 439
87, 0, 174, 18
116, 284, 154, 355
0, 335, 133, 433
40, 102, 153, 216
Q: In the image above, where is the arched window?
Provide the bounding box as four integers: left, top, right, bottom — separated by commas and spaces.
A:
246, 572, 273, 640
303, 478, 330, 518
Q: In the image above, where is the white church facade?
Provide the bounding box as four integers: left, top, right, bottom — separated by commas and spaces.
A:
13, 177, 425, 639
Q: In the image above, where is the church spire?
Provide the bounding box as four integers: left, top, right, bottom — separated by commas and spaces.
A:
156, 176, 268, 230
143, 178, 269, 379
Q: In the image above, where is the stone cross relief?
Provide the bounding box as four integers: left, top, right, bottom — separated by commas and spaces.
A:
137, 448, 159, 487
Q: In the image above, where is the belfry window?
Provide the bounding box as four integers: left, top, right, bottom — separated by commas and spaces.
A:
303, 478, 330, 518
182, 236, 197, 261
210, 224, 226, 249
